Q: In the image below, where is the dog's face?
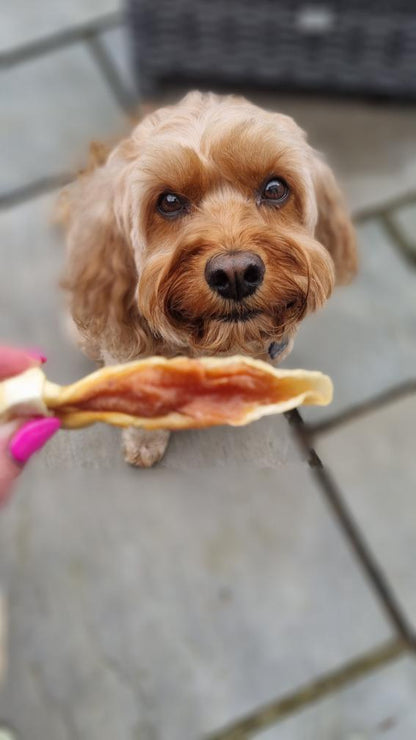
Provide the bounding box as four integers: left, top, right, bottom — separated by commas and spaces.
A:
117, 93, 335, 359
68, 92, 355, 362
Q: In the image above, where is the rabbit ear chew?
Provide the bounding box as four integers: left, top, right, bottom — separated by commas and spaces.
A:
41, 356, 333, 431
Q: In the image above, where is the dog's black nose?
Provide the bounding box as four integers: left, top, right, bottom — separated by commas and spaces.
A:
205, 252, 265, 301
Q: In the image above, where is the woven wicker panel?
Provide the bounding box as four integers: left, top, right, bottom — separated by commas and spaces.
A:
127, 0, 416, 98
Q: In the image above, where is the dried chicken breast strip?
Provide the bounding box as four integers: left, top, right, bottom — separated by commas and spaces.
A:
0, 356, 333, 430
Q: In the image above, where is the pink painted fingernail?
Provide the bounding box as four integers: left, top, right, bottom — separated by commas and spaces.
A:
26, 349, 47, 364
9, 417, 61, 464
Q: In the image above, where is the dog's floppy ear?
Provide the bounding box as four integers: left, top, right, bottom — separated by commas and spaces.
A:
312, 155, 357, 285
60, 145, 147, 360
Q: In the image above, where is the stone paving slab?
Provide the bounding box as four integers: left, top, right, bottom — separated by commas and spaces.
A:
0, 193, 92, 382
0, 43, 127, 196
287, 219, 416, 422
316, 395, 416, 631
0, 0, 120, 55
0, 465, 391, 740
257, 656, 416, 740
0, 595, 5, 687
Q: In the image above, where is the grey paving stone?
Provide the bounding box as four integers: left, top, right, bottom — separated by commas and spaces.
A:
316, 395, 416, 630
390, 202, 416, 257
0, 193, 93, 383
0, 0, 121, 54
257, 656, 416, 740
0, 594, 5, 686
0, 730, 16, 740
1, 43, 127, 196
0, 465, 391, 740
286, 219, 416, 422
99, 25, 139, 105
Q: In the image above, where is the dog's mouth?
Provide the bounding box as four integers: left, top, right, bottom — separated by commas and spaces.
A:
217, 308, 262, 323
168, 302, 262, 326
162, 296, 298, 355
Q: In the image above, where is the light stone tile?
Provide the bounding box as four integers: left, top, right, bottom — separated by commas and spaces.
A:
286, 220, 416, 422
0, 193, 93, 382
0, 466, 391, 740
0, 729, 16, 740
0, 0, 121, 54
257, 656, 416, 740
0, 593, 6, 687
316, 395, 416, 628
1, 43, 127, 195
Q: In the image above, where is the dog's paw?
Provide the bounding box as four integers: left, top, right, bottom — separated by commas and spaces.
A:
122, 428, 170, 468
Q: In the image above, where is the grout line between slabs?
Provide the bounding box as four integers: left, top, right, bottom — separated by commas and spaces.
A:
286, 409, 416, 646
0, 11, 123, 68
353, 191, 416, 224
86, 33, 137, 115
209, 407, 416, 739
0, 173, 73, 210
206, 637, 406, 739
379, 211, 416, 268
307, 379, 416, 437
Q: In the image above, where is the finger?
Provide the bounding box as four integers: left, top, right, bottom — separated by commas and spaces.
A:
9, 417, 61, 465
0, 418, 60, 507
0, 346, 46, 381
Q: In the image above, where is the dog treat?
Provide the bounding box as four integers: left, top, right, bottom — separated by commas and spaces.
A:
0, 356, 332, 430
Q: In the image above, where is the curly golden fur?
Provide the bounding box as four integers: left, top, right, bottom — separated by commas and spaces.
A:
60, 91, 357, 465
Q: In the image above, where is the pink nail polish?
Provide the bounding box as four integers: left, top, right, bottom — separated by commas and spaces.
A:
26, 349, 47, 364
9, 417, 61, 464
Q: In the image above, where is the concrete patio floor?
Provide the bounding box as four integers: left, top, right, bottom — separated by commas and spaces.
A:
1, 3, 416, 739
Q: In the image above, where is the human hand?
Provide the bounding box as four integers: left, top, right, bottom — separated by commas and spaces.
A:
0, 347, 60, 506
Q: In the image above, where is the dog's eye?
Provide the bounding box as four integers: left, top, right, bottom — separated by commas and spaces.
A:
157, 192, 189, 218
260, 178, 290, 206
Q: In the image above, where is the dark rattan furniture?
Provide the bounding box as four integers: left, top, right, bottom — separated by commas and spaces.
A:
127, 0, 416, 99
